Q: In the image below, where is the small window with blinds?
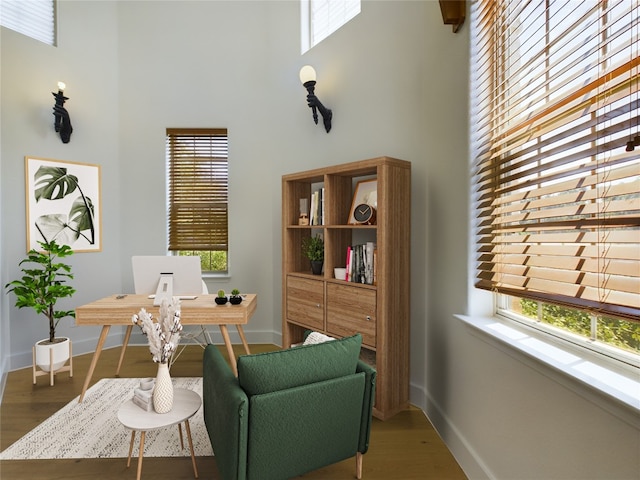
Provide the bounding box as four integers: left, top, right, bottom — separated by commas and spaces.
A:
0, 0, 56, 46
301, 0, 360, 53
166, 128, 229, 273
471, 1, 639, 354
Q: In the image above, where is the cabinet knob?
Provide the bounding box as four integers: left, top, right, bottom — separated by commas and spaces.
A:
316, 304, 321, 308
366, 315, 372, 321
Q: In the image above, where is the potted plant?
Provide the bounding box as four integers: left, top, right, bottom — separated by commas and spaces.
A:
230, 288, 243, 305
5, 239, 76, 377
302, 234, 324, 275
215, 289, 228, 305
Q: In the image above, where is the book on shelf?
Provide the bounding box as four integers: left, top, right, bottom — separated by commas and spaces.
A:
309, 187, 324, 225
345, 242, 376, 285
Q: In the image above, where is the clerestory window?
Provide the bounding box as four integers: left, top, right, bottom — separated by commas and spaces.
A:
301, 0, 360, 53
0, 0, 56, 46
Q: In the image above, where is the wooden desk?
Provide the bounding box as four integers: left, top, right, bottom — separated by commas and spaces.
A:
75, 294, 257, 402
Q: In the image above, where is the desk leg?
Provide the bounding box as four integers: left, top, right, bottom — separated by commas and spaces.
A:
116, 325, 133, 376
237, 325, 251, 355
78, 325, 110, 403
137, 430, 146, 480
219, 325, 238, 376
185, 420, 199, 478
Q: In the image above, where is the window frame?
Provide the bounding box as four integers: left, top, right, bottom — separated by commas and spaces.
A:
166, 128, 229, 274
470, 0, 639, 371
496, 294, 640, 370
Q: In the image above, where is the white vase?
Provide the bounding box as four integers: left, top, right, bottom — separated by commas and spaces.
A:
153, 362, 174, 413
34, 337, 70, 372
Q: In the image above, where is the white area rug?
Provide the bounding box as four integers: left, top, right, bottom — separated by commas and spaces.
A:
0, 377, 214, 460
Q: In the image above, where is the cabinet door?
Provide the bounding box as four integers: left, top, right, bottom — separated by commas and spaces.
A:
286, 276, 324, 330
326, 283, 376, 347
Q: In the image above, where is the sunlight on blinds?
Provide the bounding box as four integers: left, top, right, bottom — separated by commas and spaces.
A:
472, 0, 640, 321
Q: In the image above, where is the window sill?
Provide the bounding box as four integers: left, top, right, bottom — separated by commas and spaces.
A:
455, 314, 640, 429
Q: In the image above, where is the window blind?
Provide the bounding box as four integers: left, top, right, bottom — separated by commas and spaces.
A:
166, 128, 229, 252
0, 0, 55, 46
472, 0, 640, 321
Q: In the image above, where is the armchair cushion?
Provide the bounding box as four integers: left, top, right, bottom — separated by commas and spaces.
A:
237, 333, 362, 396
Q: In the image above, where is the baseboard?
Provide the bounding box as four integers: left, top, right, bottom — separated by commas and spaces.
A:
0, 356, 8, 403
418, 384, 495, 480
130, 328, 281, 347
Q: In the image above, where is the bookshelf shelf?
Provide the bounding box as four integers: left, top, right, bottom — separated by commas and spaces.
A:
282, 156, 411, 420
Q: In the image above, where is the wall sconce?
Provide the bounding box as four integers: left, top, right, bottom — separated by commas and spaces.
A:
52, 81, 73, 143
299, 65, 332, 133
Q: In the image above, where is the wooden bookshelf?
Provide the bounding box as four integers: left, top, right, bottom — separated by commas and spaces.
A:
282, 157, 411, 420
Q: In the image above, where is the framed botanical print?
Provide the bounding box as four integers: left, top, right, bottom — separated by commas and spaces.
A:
25, 156, 102, 252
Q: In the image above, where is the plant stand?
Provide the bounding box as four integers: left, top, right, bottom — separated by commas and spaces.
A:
33, 340, 73, 386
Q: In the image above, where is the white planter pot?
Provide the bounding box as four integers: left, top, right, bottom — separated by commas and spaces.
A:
35, 337, 71, 372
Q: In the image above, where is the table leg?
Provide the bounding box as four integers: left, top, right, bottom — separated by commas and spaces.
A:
137, 430, 146, 480
78, 325, 111, 402
219, 325, 238, 376
237, 325, 251, 355
127, 431, 136, 467
116, 325, 133, 376
184, 419, 199, 478
178, 423, 184, 450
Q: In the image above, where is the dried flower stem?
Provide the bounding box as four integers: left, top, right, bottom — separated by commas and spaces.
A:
132, 298, 183, 364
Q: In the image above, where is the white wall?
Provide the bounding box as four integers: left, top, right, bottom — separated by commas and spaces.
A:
1, 0, 124, 370
1, 1, 638, 478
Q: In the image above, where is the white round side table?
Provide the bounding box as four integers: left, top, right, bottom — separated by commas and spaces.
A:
117, 387, 201, 480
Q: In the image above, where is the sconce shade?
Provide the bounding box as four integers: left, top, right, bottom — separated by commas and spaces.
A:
299, 65, 317, 85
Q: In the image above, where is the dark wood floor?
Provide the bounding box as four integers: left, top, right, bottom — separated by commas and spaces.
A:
0, 343, 466, 480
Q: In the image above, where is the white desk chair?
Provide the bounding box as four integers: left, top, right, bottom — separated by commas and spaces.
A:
169, 281, 213, 366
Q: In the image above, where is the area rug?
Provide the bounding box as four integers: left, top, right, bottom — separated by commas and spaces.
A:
0, 377, 214, 460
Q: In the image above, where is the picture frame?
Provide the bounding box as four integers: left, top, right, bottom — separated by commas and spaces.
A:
348, 179, 378, 225
25, 156, 102, 253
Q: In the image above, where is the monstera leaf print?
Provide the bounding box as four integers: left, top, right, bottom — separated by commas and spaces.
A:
32, 166, 96, 245
34, 166, 79, 201
35, 214, 81, 246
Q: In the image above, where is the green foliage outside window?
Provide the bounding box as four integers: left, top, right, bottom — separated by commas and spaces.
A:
520, 299, 640, 355
178, 250, 227, 273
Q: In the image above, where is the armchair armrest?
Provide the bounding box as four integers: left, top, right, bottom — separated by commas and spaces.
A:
357, 359, 376, 454
203, 344, 249, 480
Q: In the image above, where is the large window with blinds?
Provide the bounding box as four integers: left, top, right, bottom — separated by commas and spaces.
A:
166, 128, 229, 273
471, 1, 639, 358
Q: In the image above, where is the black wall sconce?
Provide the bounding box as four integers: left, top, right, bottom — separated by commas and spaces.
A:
299, 65, 332, 133
52, 81, 73, 143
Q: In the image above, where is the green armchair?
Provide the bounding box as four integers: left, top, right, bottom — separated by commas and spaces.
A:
202, 333, 376, 480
